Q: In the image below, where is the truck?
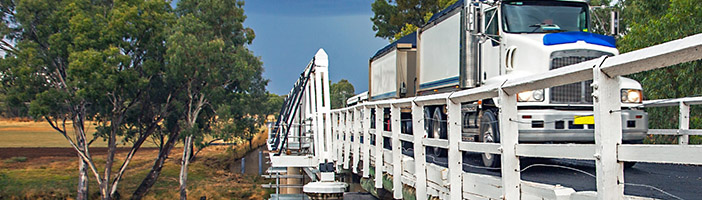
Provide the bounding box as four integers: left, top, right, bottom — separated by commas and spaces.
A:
366, 0, 648, 168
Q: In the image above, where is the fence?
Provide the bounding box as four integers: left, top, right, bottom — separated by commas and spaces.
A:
330, 33, 702, 200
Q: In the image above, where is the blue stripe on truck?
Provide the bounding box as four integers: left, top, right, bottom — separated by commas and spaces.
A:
371, 91, 396, 100
419, 76, 460, 90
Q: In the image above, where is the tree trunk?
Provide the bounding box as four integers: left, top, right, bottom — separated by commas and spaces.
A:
131, 129, 180, 200
77, 141, 89, 200
75, 114, 89, 200
179, 135, 193, 200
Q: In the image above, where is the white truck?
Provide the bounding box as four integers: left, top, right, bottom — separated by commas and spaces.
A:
367, 0, 648, 168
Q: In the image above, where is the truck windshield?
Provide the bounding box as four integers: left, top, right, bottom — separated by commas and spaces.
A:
502, 1, 589, 33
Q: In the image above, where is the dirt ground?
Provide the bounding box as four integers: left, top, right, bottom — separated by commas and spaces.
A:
0, 147, 159, 159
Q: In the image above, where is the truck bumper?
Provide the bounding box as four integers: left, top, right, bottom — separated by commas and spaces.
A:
516, 109, 648, 143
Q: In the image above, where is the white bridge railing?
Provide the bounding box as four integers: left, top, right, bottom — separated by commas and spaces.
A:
644, 97, 702, 145
329, 33, 702, 200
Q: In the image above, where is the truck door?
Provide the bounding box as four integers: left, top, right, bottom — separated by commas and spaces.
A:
480, 7, 501, 82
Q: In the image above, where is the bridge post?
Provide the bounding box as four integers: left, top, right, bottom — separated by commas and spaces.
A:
679, 101, 690, 145
307, 72, 319, 160
375, 106, 384, 189
334, 113, 341, 167
343, 111, 350, 170
447, 98, 463, 200
593, 57, 625, 200
363, 106, 371, 178
498, 88, 520, 199
336, 112, 343, 172
411, 102, 428, 199
391, 104, 403, 199
353, 108, 361, 174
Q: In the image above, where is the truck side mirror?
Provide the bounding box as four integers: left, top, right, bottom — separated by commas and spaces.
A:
610, 10, 619, 36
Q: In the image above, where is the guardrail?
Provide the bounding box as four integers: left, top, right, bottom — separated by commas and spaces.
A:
330, 33, 702, 200
644, 97, 702, 145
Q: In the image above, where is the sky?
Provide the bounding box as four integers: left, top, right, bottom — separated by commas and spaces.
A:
243, 0, 389, 95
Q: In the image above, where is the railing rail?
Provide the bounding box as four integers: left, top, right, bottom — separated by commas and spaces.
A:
330, 33, 702, 200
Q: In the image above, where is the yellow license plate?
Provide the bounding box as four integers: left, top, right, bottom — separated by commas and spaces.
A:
574, 115, 594, 125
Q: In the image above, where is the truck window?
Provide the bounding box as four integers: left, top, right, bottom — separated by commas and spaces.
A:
502, 1, 589, 33
485, 9, 498, 36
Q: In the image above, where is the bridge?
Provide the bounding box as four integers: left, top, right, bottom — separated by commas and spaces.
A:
263, 33, 702, 200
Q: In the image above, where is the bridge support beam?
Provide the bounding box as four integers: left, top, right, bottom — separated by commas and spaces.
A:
375, 106, 384, 189
593, 57, 625, 200
353, 108, 361, 174
391, 105, 403, 199
499, 88, 520, 199
363, 106, 371, 178
343, 111, 350, 170
679, 101, 690, 145
447, 97, 463, 200
411, 102, 428, 200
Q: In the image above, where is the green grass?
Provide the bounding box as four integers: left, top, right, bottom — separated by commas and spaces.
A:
0, 147, 272, 199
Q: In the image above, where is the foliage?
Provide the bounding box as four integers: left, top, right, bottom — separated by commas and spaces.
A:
371, 0, 457, 41
329, 79, 355, 109
167, 0, 266, 198
618, 0, 702, 144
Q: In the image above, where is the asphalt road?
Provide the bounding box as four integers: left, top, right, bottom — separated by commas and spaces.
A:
450, 152, 702, 200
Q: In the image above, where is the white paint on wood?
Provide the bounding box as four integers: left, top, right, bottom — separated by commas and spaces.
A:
592, 58, 625, 200
499, 88, 521, 200
618, 145, 702, 165
516, 144, 596, 160
447, 98, 463, 200
412, 102, 428, 199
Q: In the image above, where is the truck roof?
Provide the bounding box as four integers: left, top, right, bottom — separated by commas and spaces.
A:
425, 0, 589, 26
370, 32, 416, 61
426, 0, 464, 25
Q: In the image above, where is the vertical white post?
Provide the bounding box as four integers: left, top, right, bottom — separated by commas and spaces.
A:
447, 99, 463, 200
411, 102, 427, 199
309, 73, 321, 160
679, 101, 690, 145
391, 105, 403, 199
343, 111, 350, 170
375, 106, 384, 189
593, 60, 625, 200
353, 108, 361, 174
333, 112, 340, 162
363, 106, 371, 178
499, 89, 520, 200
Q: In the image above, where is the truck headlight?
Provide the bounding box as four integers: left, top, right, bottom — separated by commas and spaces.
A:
621, 89, 642, 103
517, 89, 544, 102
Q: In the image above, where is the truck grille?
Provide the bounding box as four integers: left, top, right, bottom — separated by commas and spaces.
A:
550, 50, 614, 104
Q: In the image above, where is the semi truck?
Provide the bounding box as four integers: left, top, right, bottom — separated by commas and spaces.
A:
366, 0, 648, 168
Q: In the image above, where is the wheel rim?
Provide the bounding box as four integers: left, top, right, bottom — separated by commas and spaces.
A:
432, 113, 441, 155
483, 126, 494, 160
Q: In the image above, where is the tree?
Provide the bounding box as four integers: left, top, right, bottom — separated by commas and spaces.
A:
330, 79, 355, 109
0, 1, 173, 199
167, 0, 265, 199
617, 0, 702, 144
371, 0, 457, 41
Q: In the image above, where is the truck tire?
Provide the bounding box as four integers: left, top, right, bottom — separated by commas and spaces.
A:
424, 107, 434, 138
480, 109, 501, 168
430, 108, 448, 157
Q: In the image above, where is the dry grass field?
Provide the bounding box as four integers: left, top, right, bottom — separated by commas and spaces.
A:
0, 118, 272, 199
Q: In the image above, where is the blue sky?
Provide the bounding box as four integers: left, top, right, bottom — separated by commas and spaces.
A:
243, 0, 389, 95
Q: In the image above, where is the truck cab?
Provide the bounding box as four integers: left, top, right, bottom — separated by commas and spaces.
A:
416, 0, 648, 167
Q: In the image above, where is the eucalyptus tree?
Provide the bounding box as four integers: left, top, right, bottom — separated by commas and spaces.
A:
0, 0, 173, 199
167, 0, 265, 199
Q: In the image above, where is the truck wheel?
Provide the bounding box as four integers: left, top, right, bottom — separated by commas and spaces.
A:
430, 108, 448, 157
480, 109, 501, 168
424, 107, 434, 138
